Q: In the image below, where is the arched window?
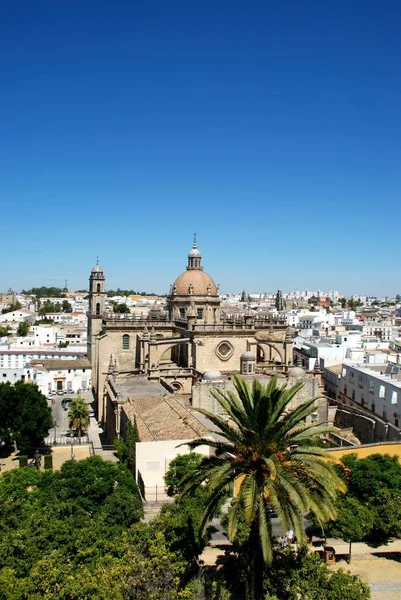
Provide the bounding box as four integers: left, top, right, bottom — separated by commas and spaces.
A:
96, 303, 100, 315
122, 334, 130, 350
97, 283, 101, 292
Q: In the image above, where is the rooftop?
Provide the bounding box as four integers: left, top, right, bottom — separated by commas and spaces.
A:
122, 392, 207, 441
344, 363, 401, 386
27, 359, 91, 370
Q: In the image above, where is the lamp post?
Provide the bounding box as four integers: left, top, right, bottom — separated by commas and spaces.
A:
53, 420, 59, 445
70, 444, 75, 462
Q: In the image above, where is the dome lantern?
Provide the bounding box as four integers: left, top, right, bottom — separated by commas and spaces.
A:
187, 233, 202, 270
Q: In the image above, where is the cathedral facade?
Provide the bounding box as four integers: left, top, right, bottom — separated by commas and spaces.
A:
87, 240, 294, 424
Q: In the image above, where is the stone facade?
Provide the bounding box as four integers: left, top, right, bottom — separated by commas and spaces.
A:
192, 371, 326, 424
88, 241, 296, 427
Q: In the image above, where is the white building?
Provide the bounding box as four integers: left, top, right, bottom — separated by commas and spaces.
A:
362, 320, 396, 342
0, 309, 36, 325
336, 363, 401, 428
28, 358, 92, 395
0, 349, 88, 385
293, 331, 397, 371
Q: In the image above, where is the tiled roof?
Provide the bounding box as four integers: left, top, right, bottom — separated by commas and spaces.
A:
122, 394, 207, 442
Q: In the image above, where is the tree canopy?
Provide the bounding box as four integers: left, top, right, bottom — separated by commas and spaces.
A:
16, 321, 30, 337
21, 286, 67, 297
113, 302, 130, 314
0, 381, 53, 452
0, 458, 148, 599
328, 453, 401, 546
262, 547, 370, 600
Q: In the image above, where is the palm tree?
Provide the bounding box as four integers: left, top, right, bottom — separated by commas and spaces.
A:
68, 397, 90, 440
180, 375, 345, 600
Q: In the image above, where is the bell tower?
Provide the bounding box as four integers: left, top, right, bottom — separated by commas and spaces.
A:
87, 259, 106, 362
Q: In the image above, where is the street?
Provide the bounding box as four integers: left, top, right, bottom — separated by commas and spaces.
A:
48, 390, 95, 443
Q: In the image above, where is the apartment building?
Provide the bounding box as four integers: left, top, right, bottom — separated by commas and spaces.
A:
336, 363, 401, 428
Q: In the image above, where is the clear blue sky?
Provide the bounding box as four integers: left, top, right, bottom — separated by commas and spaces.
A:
1, 0, 400, 296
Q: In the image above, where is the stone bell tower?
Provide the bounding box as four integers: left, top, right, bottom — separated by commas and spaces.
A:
87, 259, 106, 363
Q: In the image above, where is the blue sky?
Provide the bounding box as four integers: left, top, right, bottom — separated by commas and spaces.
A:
1, 1, 400, 296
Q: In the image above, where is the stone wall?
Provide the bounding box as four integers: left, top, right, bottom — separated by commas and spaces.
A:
334, 405, 401, 444
192, 374, 327, 424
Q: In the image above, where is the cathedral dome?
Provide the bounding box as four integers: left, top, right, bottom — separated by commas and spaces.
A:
92, 264, 103, 273
241, 351, 256, 361
287, 366, 306, 379
203, 370, 222, 381
174, 270, 218, 296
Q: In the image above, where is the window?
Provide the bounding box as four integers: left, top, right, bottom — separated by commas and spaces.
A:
342, 367, 347, 378
216, 341, 234, 361
179, 308, 186, 318
97, 283, 101, 292
391, 391, 398, 405
350, 371, 354, 380
371, 403, 376, 412
379, 385, 385, 398
352, 389, 355, 400
122, 334, 130, 350
358, 375, 363, 388
369, 380, 374, 394
96, 303, 100, 316
197, 308, 204, 319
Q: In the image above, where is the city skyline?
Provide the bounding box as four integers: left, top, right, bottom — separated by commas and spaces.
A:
1, 1, 400, 296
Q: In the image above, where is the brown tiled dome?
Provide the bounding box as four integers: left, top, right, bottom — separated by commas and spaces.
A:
174, 270, 218, 296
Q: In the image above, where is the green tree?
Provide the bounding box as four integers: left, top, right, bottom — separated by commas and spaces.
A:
0, 326, 10, 337
125, 417, 140, 472
16, 321, 30, 337
114, 418, 140, 472
113, 302, 130, 314
38, 299, 61, 316
67, 396, 90, 439
263, 547, 370, 600
21, 287, 65, 297
61, 299, 73, 312
180, 375, 345, 600
1, 301, 22, 314
335, 453, 401, 545
0, 458, 144, 597
165, 452, 204, 497
328, 497, 374, 563
0, 381, 53, 452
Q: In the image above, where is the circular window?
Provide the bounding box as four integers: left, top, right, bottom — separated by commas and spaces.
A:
216, 341, 234, 361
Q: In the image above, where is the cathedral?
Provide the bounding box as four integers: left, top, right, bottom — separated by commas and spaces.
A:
87, 239, 298, 434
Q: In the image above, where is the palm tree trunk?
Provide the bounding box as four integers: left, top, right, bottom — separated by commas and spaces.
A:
249, 519, 264, 600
